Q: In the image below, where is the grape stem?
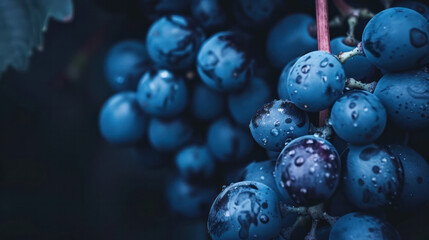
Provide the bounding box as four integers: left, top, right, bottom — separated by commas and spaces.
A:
316, 0, 331, 127
345, 78, 377, 93
310, 123, 334, 140
304, 220, 319, 240
280, 216, 308, 239
337, 42, 364, 64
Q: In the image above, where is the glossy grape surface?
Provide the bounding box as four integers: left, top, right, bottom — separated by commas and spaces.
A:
330, 90, 387, 144
250, 99, 310, 152
148, 117, 193, 152
389, 144, 429, 211
104, 40, 151, 91
342, 144, 404, 210
266, 14, 317, 69
330, 212, 401, 240
374, 70, 429, 130
136, 69, 188, 117
277, 57, 298, 100
197, 31, 254, 92
362, 7, 429, 72
146, 15, 205, 70
228, 77, 271, 126
99, 92, 147, 144
207, 117, 254, 162
287, 50, 346, 112
275, 135, 341, 206
175, 145, 216, 180
208, 181, 282, 240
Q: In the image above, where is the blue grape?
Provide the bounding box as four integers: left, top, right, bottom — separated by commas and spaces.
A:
239, 160, 294, 205
139, 0, 192, 21
329, 212, 401, 240
104, 40, 151, 91
287, 50, 346, 112
197, 31, 254, 92
373, 70, 429, 130
191, 0, 226, 30
136, 69, 188, 117
330, 37, 375, 81
342, 144, 404, 210
275, 135, 341, 206
389, 144, 429, 211
207, 117, 254, 162
99, 92, 147, 144
362, 7, 429, 72
148, 117, 193, 152
166, 177, 216, 218
330, 90, 387, 144
175, 144, 216, 180
191, 82, 225, 121
228, 77, 271, 126
266, 14, 317, 69
396, 1, 429, 21
207, 181, 282, 240
277, 57, 299, 100
232, 0, 285, 29
250, 99, 310, 152
146, 15, 205, 70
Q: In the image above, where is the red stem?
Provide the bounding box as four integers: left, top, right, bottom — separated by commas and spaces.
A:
316, 0, 331, 126
332, 0, 354, 16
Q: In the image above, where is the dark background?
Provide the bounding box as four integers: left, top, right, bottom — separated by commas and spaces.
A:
1, 0, 429, 239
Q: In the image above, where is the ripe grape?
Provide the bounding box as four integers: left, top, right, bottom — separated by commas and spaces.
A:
239, 159, 294, 205
287, 50, 346, 112
277, 57, 299, 100
232, 0, 285, 29
389, 144, 429, 211
207, 117, 254, 162
207, 181, 282, 240
362, 7, 429, 72
330, 37, 375, 81
330, 212, 401, 240
228, 77, 271, 126
99, 92, 147, 144
148, 117, 193, 152
175, 145, 216, 180
373, 70, 429, 130
275, 135, 341, 206
166, 177, 216, 218
136, 69, 188, 117
396, 1, 429, 21
249, 99, 310, 152
104, 40, 151, 91
342, 144, 404, 210
146, 15, 205, 70
191, 82, 225, 121
197, 31, 254, 92
191, 0, 226, 30
266, 14, 317, 69
330, 90, 387, 144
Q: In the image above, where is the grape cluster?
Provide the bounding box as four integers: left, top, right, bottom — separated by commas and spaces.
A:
98, 0, 429, 239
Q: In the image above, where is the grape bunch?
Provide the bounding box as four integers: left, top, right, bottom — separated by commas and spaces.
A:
98, 0, 429, 239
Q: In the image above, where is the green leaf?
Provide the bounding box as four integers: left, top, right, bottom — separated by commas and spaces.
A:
0, 0, 73, 75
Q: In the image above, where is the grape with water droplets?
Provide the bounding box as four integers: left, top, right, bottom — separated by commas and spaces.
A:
286, 50, 346, 112
250, 99, 310, 152
207, 181, 283, 240
275, 135, 341, 206
342, 144, 404, 210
